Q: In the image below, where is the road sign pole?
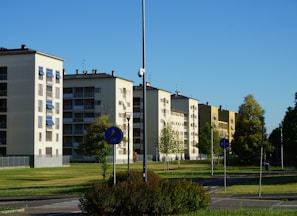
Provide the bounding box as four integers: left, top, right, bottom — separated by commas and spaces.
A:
113, 144, 116, 185
224, 148, 227, 192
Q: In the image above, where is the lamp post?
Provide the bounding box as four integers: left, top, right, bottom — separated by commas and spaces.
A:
259, 115, 264, 197
280, 126, 284, 170
138, 0, 147, 182
127, 114, 131, 180
211, 124, 214, 176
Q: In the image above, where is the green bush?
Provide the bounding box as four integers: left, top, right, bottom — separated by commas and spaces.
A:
80, 171, 210, 215
107, 170, 161, 186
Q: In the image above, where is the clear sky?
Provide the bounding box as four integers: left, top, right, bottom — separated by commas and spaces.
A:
2, 0, 297, 134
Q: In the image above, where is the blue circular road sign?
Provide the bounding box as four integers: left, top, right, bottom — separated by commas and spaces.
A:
105, 126, 123, 145
220, 138, 230, 149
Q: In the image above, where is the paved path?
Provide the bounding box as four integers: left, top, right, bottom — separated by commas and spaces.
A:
1, 193, 297, 215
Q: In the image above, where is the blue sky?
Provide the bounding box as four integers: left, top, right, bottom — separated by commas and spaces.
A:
2, 0, 297, 134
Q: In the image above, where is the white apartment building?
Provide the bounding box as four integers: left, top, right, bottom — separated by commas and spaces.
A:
0, 45, 64, 167
63, 70, 133, 163
171, 91, 199, 160
133, 84, 197, 161
133, 84, 172, 160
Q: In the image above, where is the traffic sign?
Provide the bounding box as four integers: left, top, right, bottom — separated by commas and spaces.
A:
105, 126, 123, 144
220, 138, 229, 149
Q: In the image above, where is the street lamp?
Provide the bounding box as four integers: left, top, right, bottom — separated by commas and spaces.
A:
127, 113, 131, 180
280, 126, 284, 170
211, 124, 214, 176
259, 114, 265, 197
138, 0, 147, 182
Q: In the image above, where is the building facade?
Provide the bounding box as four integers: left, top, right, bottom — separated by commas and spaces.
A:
133, 85, 199, 161
199, 103, 236, 144
0, 45, 64, 167
171, 91, 199, 160
63, 70, 133, 163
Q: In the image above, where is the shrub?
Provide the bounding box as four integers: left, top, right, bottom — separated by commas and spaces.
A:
107, 170, 161, 186
80, 171, 210, 215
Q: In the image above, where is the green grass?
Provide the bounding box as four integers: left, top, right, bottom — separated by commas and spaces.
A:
183, 209, 297, 216
0, 161, 296, 196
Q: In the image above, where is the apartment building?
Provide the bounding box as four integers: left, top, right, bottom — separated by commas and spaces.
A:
171, 91, 199, 160
199, 103, 236, 143
0, 45, 64, 167
133, 84, 171, 160
133, 84, 198, 161
63, 70, 133, 163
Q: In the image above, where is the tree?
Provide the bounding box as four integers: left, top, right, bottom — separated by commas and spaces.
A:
197, 122, 222, 159
158, 123, 179, 170
78, 115, 112, 179
282, 94, 297, 167
231, 94, 270, 164
268, 127, 282, 166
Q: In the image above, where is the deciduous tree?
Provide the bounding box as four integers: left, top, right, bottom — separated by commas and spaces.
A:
281, 93, 297, 167
78, 115, 112, 179
231, 94, 270, 164
158, 123, 179, 170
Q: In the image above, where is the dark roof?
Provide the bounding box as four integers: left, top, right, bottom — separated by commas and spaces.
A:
133, 84, 171, 93
64, 72, 133, 83
0, 45, 63, 61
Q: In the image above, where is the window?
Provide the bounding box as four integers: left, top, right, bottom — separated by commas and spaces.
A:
95, 87, 101, 93
55, 103, 60, 114
46, 116, 54, 126
95, 100, 101, 105
56, 134, 59, 142
55, 87, 60, 99
46, 69, 53, 78
0, 131, 6, 144
56, 71, 61, 79
38, 84, 43, 96
55, 118, 59, 129
38, 116, 43, 128
38, 100, 43, 112
46, 85, 52, 97
38, 67, 44, 75
39, 132, 42, 141
46, 100, 54, 110
0, 115, 6, 128
46, 147, 52, 157
46, 131, 52, 141
0, 83, 7, 96
0, 67, 7, 80
0, 99, 7, 112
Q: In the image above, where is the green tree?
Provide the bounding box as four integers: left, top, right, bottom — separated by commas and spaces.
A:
268, 127, 282, 166
197, 122, 222, 158
231, 94, 269, 164
282, 94, 297, 166
158, 123, 179, 170
78, 115, 112, 179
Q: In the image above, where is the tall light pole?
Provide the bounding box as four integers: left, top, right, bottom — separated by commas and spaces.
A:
138, 0, 147, 182
280, 126, 284, 170
258, 115, 264, 197
127, 114, 131, 180
211, 124, 214, 176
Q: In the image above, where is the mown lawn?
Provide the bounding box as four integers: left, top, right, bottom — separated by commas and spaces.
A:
0, 160, 296, 196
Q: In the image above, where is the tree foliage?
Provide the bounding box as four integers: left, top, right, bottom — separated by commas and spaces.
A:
268, 127, 282, 166
197, 122, 222, 158
281, 95, 297, 167
78, 115, 112, 178
231, 94, 270, 164
158, 123, 179, 170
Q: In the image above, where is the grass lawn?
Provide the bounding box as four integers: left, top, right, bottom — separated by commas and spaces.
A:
0, 160, 296, 196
